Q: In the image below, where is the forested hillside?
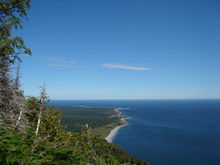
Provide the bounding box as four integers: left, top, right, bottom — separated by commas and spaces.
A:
55, 106, 125, 138
56, 106, 120, 131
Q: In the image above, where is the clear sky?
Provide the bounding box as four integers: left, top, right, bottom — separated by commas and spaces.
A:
19, 0, 220, 100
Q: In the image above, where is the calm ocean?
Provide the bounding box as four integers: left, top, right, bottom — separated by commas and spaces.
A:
50, 100, 220, 165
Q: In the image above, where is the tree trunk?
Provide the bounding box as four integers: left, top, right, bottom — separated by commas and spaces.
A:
15, 107, 23, 129
35, 109, 42, 136
35, 86, 47, 137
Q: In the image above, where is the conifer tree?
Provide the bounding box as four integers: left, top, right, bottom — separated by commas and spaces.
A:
0, 0, 31, 129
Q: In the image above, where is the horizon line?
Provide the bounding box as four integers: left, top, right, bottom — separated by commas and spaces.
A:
49, 98, 220, 101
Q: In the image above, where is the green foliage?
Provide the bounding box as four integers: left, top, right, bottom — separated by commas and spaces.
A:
56, 106, 120, 132
0, 99, 149, 164
0, 126, 31, 164
0, 0, 31, 63
0, 125, 121, 165
26, 97, 40, 124
54, 106, 149, 165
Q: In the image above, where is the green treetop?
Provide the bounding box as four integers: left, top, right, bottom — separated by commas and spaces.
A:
0, 0, 32, 63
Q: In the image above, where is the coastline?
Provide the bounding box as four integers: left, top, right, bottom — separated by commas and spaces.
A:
105, 108, 129, 143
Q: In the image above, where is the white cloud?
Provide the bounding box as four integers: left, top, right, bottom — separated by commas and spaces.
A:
102, 63, 152, 71
46, 57, 76, 68
49, 64, 72, 68
46, 57, 76, 64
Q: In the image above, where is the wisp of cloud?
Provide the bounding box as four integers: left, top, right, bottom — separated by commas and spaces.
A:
102, 63, 152, 71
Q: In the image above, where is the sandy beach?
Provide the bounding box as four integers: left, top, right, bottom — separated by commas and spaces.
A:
105, 108, 129, 143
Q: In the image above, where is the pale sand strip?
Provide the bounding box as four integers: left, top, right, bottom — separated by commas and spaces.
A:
105, 108, 129, 143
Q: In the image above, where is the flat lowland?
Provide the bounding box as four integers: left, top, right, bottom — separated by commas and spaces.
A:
54, 106, 124, 138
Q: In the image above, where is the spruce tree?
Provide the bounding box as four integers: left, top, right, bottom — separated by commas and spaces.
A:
0, 0, 31, 130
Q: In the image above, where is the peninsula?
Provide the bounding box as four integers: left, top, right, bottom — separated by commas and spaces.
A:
54, 106, 129, 139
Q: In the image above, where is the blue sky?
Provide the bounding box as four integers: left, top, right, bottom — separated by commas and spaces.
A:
19, 0, 220, 100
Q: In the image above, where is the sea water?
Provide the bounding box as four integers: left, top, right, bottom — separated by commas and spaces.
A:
50, 100, 220, 165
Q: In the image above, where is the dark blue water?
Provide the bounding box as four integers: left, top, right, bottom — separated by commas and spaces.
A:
50, 100, 220, 165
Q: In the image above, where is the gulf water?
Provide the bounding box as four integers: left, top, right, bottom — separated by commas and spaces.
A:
51, 100, 220, 165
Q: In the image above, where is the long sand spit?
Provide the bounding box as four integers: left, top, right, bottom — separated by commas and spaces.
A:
105, 108, 129, 143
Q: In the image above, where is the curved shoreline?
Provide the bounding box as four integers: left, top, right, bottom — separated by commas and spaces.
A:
105, 108, 129, 143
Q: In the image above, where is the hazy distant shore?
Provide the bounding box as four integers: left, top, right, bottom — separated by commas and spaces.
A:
105, 108, 129, 143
